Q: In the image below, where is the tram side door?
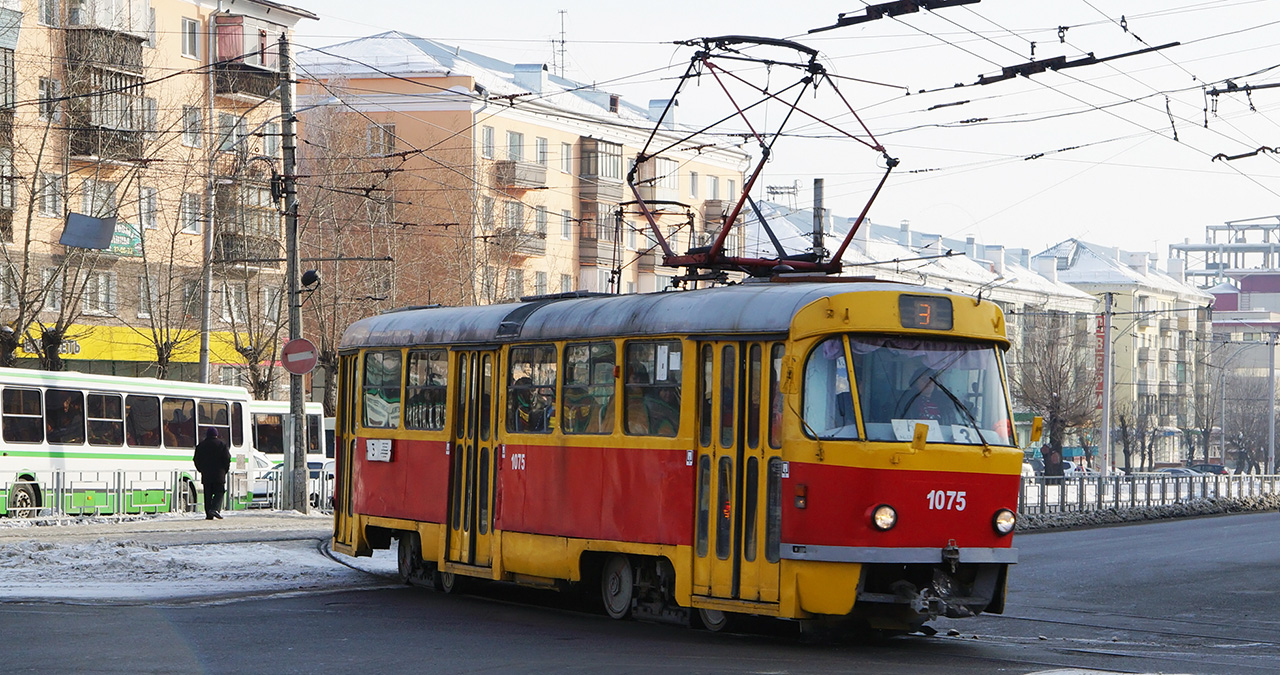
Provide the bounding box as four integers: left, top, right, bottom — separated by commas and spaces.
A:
693, 341, 781, 606
446, 350, 497, 569
333, 353, 359, 552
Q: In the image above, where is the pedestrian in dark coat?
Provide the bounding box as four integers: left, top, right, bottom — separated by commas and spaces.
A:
193, 428, 231, 520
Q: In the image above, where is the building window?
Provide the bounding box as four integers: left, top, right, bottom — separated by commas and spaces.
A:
39, 0, 59, 26
727, 179, 736, 200
140, 186, 158, 229
506, 131, 524, 162
180, 192, 202, 233
181, 18, 199, 58
90, 69, 142, 130
480, 196, 495, 228
83, 272, 117, 315
137, 275, 154, 319
222, 282, 248, 323
560, 274, 572, 294
535, 271, 547, 296
263, 122, 280, 157
38, 174, 65, 217
689, 171, 698, 198
481, 126, 495, 159
535, 206, 547, 235
581, 139, 622, 180
81, 179, 117, 218
38, 78, 61, 121
709, 175, 719, 200
506, 268, 524, 299
182, 107, 202, 147
0, 149, 12, 211
535, 137, 548, 165
367, 123, 395, 154
504, 201, 523, 228
145, 6, 156, 48
561, 142, 572, 173
561, 209, 573, 240
0, 49, 13, 109
656, 157, 678, 190
142, 97, 157, 140
218, 113, 247, 152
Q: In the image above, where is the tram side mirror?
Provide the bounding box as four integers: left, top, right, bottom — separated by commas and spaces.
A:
911, 422, 929, 452
1030, 416, 1043, 444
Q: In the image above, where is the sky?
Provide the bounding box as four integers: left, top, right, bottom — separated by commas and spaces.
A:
290, 1, 1280, 263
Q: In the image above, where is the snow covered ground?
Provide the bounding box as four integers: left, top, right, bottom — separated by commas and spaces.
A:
0, 511, 399, 603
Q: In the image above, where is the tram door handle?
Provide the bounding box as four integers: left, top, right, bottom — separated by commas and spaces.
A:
446, 441, 452, 456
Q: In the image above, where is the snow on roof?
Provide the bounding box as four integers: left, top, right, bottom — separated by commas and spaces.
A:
1032, 239, 1211, 300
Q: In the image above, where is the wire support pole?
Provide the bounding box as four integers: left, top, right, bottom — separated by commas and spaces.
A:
280, 34, 307, 515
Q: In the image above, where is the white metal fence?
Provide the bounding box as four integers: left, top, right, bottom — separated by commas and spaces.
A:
1019, 473, 1280, 514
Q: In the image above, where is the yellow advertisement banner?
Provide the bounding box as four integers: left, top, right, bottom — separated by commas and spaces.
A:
14, 324, 261, 364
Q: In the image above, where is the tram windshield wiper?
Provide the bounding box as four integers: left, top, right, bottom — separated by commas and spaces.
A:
928, 376, 993, 455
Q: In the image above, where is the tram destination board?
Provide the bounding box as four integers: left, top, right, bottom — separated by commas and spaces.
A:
898, 294, 953, 330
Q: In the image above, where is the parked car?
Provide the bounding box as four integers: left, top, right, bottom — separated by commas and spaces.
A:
1188, 463, 1231, 475
1154, 467, 1201, 476
1062, 461, 1099, 477
257, 460, 334, 508
1021, 462, 1036, 477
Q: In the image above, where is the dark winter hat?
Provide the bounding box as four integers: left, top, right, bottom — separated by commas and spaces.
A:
206, 427, 219, 439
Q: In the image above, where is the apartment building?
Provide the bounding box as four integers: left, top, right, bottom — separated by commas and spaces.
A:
295, 31, 750, 308
3, 0, 312, 385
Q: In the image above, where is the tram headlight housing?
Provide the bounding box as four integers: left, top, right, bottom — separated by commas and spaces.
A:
871, 504, 897, 531
992, 508, 1016, 535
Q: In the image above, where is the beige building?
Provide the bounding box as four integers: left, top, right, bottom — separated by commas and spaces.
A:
2, 0, 312, 387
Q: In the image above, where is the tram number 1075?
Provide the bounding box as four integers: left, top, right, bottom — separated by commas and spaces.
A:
926, 489, 967, 511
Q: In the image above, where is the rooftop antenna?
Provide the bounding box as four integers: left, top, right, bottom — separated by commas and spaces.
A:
555, 10, 567, 78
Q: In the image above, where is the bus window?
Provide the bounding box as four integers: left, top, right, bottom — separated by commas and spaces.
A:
253, 413, 284, 455
623, 341, 681, 437
45, 389, 85, 445
507, 345, 556, 434
163, 398, 196, 448
2, 388, 43, 443
405, 349, 448, 430
563, 342, 614, 434
125, 395, 161, 447
87, 393, 124, 446
362, 350, 402, 429
231, 402, 244, 447
198, 400, 230, 443
307, 414, 322, 454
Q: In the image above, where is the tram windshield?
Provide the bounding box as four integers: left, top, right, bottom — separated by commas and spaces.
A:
803, 335, 1014, 446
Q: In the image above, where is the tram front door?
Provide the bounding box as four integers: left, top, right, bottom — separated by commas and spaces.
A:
693, 341, 784, 610
446, 349, 498, 570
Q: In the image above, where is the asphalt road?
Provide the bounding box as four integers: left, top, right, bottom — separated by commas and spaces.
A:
2, 512, 1278, 674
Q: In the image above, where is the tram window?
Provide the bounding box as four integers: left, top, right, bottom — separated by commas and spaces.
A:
480, 355, 493, 442
765, 457, 783, 564
44, 389, 85, 445
698, 346, 712, 446
455, 355, 470, 437
478, 447, 490, 535
623, 341, 681, 437
197, 400, 230, 445
507, 345, 557, 434
715, 456, 732, 560
747, 345, 761, 449
231, 402, 244, 447
743, 457, 759, 562
768, 344, 784, 449
87, 393, 124, 446
163, 398, 196, 448
2, 388, 44, 443
362, 350, 402, 429
719, 346, 735, 449
802, 338, 858, 440
696, 455, 711, 558
125, 395, 161, 447
563, 342, 615, 435
405, 349, 448, 430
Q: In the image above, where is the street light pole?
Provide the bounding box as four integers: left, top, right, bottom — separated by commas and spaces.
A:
280, 34, 307, 514
1269, 333, 1276, 473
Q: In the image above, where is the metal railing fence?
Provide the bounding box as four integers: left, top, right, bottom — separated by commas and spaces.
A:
1018, 473, 1280, 515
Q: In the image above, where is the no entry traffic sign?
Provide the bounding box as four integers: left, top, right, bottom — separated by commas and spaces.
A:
281, 338, 318, 375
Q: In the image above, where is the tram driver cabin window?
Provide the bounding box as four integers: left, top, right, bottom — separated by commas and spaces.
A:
405, 349, 448, 430
507, 346, 557, 434
802, 337, 858, 440
363, 351, 403, 429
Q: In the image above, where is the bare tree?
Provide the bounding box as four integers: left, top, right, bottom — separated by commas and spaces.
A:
1009, 310, 1099, 475
1223, 374, 1272, 474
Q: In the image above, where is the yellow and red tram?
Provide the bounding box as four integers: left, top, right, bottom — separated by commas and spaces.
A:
331, 280, 1024, 632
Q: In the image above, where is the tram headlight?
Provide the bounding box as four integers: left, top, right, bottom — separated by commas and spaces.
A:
871, 504, 897, 531
992, 509, 1016, 535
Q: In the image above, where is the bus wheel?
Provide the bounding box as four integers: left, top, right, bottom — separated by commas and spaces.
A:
697, 608, 734, 633
601, 555, 633, 620
396, 532, 421, 585
8, 481, 38, 517
437, 571, 465, 595
176, 481, 197, 513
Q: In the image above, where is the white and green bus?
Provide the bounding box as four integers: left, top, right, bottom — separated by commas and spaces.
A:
245, 399, 330, 508
0, 368, 257, 517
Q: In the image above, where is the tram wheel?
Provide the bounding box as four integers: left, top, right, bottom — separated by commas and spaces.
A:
438, 571, 466, 595
696, 608, 734, 633
8, 481, 38, 517
601, 555, 634, 620
396, 532, 421, 585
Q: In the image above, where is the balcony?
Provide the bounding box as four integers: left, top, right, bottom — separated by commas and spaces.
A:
214, 233, 280, 268
493, 227, 546, 256
493, 160, 547, 189
69, 126, 145, 161
704, 199, 726, 223
579, 177, 625, 203
1137, 346, 1151, 362
65, 27, 144, 76
214, 63, 280, 101
578, 233, 615, 266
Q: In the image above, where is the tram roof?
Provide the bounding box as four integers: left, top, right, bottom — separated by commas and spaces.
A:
340, 281, 940, 349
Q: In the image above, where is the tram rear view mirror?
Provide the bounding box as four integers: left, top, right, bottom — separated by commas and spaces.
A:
1030, 416, 1043, 444
911, 422, 928, 452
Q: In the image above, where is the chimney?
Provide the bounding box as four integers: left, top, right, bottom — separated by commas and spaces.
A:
1036, 256, 1058, 283
965, 235, 976, 258
1167, 257, 1185, 282
987, 244, 1005, 277
648, 98, 677, 130
1017, 248, 1030, 267
514, 63, 548, 94
1126, 251, 1148, 272
898, 219, 911, 247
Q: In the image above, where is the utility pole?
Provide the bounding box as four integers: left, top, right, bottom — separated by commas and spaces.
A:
280, 34, 307, 514
1100, 292, 1113, 475
812, 178, 825, 262
1270, 333, 1276, 473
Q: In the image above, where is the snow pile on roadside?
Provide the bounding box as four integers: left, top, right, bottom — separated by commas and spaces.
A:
1018, 493, 1280, 531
